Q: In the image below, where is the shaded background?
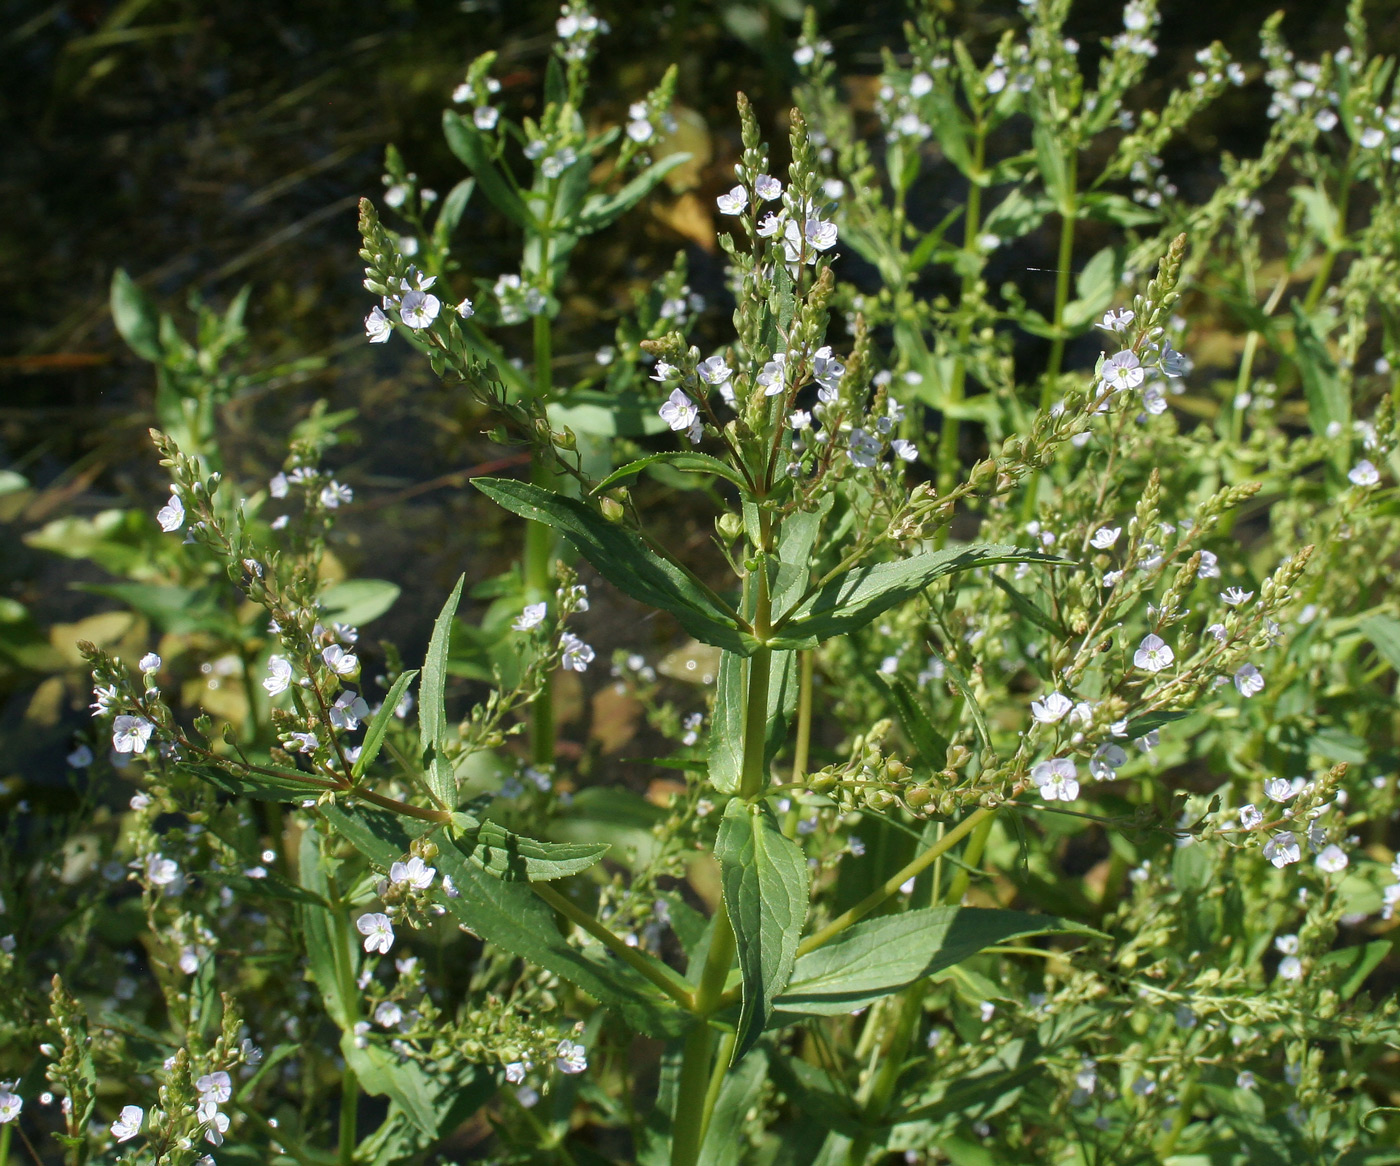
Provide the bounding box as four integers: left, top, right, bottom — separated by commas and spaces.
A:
1, 0, 1391, 792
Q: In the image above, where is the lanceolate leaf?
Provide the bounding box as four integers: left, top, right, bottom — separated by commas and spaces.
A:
591, 451, 748, 495
448, 811, 609, 881
474, 477, 754, 654
323, 805, 688, 1037
716, 800, 810, 1058
180, 762, 337, 803
771, 545, 1068, 648
879, 674, 951, 769
421, 575, 464, 809
577, 152, 692, 233
775, 907, 1102, 1015
441, 111, 531, 228
353, 669, 418, 779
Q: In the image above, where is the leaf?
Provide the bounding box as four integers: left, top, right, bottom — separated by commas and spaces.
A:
1032, 125, 1070, 207
200, 869, 328, 909
343, 1038, 493, 1138
1290, 303, 1350, 446
298, 830, 354, 1029
1318, 939, 1392, 1001
990, 574, 1067, 637
592, 451, 748, 494
179, 762, 337, 803
421, 576, 464, 809
698, 1047, 769, 1166
577, 152, 693, 234
76, 582, 226, 636
1360, 613, 1400, 672
981, 187, 1052, 241
323, 805, 689, 1037
707, 649, 796, 795
879, 674, 950, 769
353, 670, 418, 779
772, 496, 832, 614
776, 907, 1102, 1015
715, 800, 810, 1058
1062, 246, 1122, 331
432, 177, 476, 249
449, 811, 609, 881
548, 390, 670, 437
111, 268, 162, 361
474, 477, 752, 654
441, 111, 531, 228
773, 545, 1068, 649
937, 652, 992, 755
321, 579, 401, 626
1124, 708, 1191, 739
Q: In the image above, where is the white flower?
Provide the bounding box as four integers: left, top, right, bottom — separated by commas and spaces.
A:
390, 856, 436, 890
1196, 550, 1219, 578
67, 744, 94, 768
754, 174, 782, 201
287, 731, 318, 754
1099, 308, 1135, 334
659, 388, 699, 433
697, 355, 732, 386
716, 185, 747, 215
789, 409, 812, 430
757, 211, 783, 237
141, 854, 178, 885
1221, 587, 1253, 606
322, 645, 358, 675
357, 912, 395, 954
198, 1101, 229, 1145
757, 355, 787, 396
365, 305, 392, 343
157, 493, 185, 532
456, 297, 475, 318
560, 632, 594, 672
1348, 459, 1380, 486
783, 217, 838, 263
551, 1039, 587, 1074
112, 1104, 144, 1142
890, 438, 918, 462
0, 1090, 21, 1123
909, 71, 934, 97
812, 345, 845, 391
329, 691, 369, 731
1239, 803, 1263, 829
1263, 831, 1301, 868
1031, 692, 1073, 724
113, 715, 155, 754
1089, 744, 1127, 781
1234, 664, 1265, 697
1133, 634, 1174, 673
374, 1000, 404, 1027
505, 1061, 528, 1084
985, 68, 1007, 94
136, 652, 161, 675
264, 655, 293, 695
979, 1001, 996, 1022
1089, 526, 1121, 549
196, 1072, 232, 1106
1274, 932, 1299, 955
1264, 777, 1297, 803
513, 603, 548, 631
847, 428, 880, 469
321, 481, 353, 508
1278, 955, 1303, 980
1031, 757, 1079, 802
399, 290, 440, 329
1315, 844, 1348, 873
474, 105, 499, 130
1100, 350, 1145, 392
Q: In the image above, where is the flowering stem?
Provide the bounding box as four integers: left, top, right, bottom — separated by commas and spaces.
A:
527, 313, 557, 766
532, 883, 695, 1009
936, 127, 987, 505
0, 1121, 10, 1166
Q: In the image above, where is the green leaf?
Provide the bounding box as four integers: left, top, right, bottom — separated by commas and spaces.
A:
298, 830, 354, 1029
937, 651, 992, 756
343, 1038, 493, 1139
76, 582, 227, 636
698, 1047, 769, 1166
1077, 191, 1160, 228
179, 762, 337, 803
991, 574, 1068, 637
1290, 303, 1350, 447
432, 177, 475, 249
421, 576, 464, 809
321, 579, 401, 626
1318, 938, 1391, 1000
1062, 246, 1122, 332
577, 152, 692, 234
548, 390, 670, 437
776, 907, 1101, 1015
592, 451, 748, 495
201, 868, 329, 908
1360, 613, 1400, 672
772, 496, 832, 614
353, 670, 417, 779
773, 545, 1067, 648
474, 477, 752, 654
449, 811, 609, 881
715, 800, 810, 1058
1032, 125, 1070, 207
442, 111, 531, 228
879, 674, 950, 769
981, 187, 1052, 241
324, 805, 688, 1037
707, 649, 796, 795
111, 268, 162, 362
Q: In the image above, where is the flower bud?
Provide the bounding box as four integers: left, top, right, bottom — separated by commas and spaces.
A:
599, 496, 625, 523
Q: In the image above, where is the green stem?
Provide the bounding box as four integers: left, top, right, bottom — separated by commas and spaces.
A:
941, 812, 994, 907
1155, 1071, 1200, 1156
326, 870, 361, 1166
338, 1062, 358, 1166
700, 1030, 737, 1143
670, 1021, 715, 1166
937, 129, 987, 503
533, 883, 694, 1008
845, 989, 922, 1166
527, 312, 556, 766
790, 650, 814, 784
0, 1121, 11, 1166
